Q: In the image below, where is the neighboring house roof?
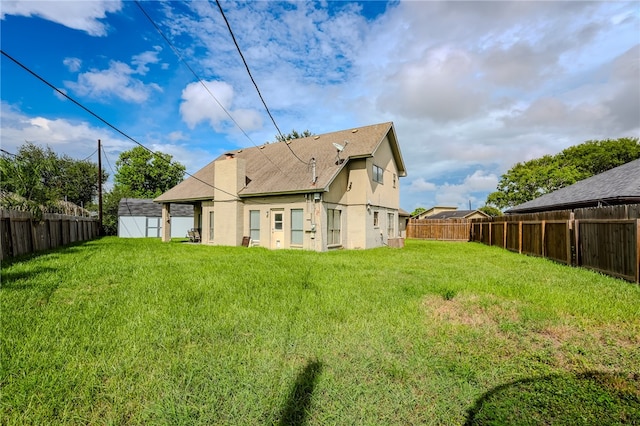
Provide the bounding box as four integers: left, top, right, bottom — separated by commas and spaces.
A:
427, 210, 489, 219
118, 198, 193, 217
155, 122, 406, 203
398, 208, 411, 217
507, 158, 640, 214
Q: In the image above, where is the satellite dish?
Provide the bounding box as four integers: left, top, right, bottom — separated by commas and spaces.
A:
333, 142, 345, 152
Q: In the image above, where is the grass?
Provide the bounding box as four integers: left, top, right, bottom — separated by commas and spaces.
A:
1, 237, 639, 425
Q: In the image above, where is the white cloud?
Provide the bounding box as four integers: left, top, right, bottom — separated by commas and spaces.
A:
1, 1, 122, 36
408, 178, 437, 192
0, 102, 133, 161
63, 57, 82, 72
179, 80, 262, 131
65, 48, 165, 103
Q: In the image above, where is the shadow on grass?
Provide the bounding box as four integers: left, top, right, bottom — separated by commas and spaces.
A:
465, 371, 640, 425
1, 238, 102, 269
278, 359, 323, 426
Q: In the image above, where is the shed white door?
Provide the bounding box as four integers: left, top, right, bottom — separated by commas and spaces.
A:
146, 217, 161, 237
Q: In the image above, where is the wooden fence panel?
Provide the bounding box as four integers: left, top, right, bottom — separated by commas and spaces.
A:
544, 221, 571, 264
407, 219, 471, 241
491, 222, 506, 248
0, 210, 99, 259
522, 223, 543, 256
577, 220, 637, 282
506, 222, 520, 252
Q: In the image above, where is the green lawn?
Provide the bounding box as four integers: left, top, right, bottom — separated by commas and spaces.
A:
2, 238, 639, 425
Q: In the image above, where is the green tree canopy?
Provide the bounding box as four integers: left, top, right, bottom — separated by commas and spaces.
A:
274, 129, 314, 142
486, 137, 640, 210
113, 146, 185, 198
411, 207, 427, 217
0, 142, 106, 209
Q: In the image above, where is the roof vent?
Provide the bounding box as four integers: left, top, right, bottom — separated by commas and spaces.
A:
313, 136, 320, 140
351, 129, 359, 133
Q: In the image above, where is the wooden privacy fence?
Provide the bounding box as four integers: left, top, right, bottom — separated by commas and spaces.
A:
1, 209, 99, 260
406, 218, 471, 241
470, 205, 640, 283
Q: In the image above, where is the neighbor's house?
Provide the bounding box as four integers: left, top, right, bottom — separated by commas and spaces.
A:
506, 158, 640, 214
118, 198, 193, 238
414, 207, 489, 220
154, 122, 407, 251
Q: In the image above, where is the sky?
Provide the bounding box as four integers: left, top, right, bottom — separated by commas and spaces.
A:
1, 0, 638, 213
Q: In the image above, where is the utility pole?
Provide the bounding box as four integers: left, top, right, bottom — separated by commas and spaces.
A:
98, 139, 103, 233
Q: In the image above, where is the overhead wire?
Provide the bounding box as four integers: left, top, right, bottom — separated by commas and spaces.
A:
1, 49, 240, 201
211, 0, 310, 165
134, 0, 298, 182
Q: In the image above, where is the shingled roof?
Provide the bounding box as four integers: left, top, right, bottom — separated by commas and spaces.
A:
507, 158, 640, 214
118, 198, 193, 217
155, 122, 405, 203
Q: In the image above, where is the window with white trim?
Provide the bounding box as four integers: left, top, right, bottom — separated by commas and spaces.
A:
291, 209, 303, 245
327, 209, 341, 246
209, 211, 214, 241
387, 213, 395, 237
373, 211, 379, 227
249, 210, 260, 244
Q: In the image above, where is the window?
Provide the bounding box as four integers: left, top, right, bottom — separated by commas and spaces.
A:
209, 211, 214, 241
388, 213, 395, 237
291, 209, 303, 245
327, 209, 341, 246
373, 211, 379, 227
373, 164, 384, 183
250, 210, 260, 244
274, 212, 283, 230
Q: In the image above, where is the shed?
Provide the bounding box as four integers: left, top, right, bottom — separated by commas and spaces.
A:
118, 198, 193, 238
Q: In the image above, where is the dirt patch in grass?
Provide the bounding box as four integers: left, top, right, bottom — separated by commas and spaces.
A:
421, 293, 521, 328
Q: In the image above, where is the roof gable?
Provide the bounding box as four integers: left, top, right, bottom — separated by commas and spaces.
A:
156, 122, 405, 202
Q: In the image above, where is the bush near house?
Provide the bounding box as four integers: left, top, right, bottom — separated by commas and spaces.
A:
1, 238, 638, 424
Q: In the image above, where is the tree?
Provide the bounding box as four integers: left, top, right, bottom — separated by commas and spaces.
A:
478, 205, 502, 217
0, 142, 106, 211
486, 137, 640, 210
274, 129, 314, 142
411, 207, 427, 217
113, 146, 185, 198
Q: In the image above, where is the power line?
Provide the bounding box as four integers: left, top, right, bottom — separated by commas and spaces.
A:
1, 49, 239, 201
212, 0, 309, 165
134, 0, 293, 180
81, 149, 98, 162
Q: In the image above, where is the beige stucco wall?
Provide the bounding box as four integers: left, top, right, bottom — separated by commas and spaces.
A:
242, 195, 321, 250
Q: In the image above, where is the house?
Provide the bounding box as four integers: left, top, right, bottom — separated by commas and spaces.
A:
414, 207, 489, 220
506, 158, 640, 214
154, 122, 407, 251
118, 198, 193, 238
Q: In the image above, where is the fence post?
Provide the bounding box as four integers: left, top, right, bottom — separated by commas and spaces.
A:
503, 222, 507, 248
518, 221, 523, 254
574, 219, 580, 267
636, 219, 639, 284
541, 220, 546, 257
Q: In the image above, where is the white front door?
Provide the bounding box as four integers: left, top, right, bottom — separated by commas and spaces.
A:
271, 209, 284, 249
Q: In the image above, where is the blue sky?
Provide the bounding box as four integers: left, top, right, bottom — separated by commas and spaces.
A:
1, 1, 638, 212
